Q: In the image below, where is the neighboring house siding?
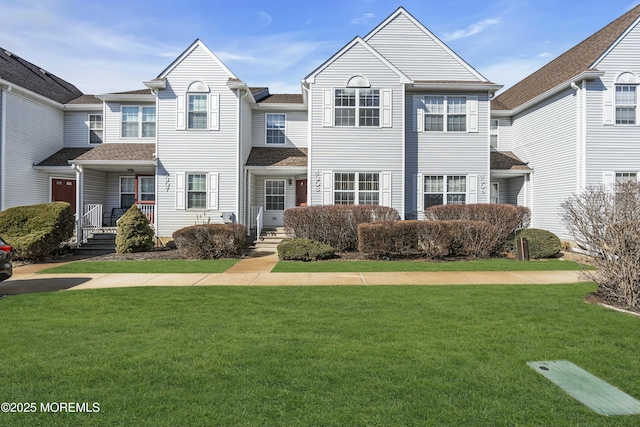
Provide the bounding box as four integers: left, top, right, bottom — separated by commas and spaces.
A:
405, 91, 491, 219
64, 110, 92, 147
510, 89, 577, 239
251, 110, 308, 147
4, 91, 63, 208
155, 44, 239, 238
309, 42, 404, 215
365, 13, 479, 81
584, 23, 640, 185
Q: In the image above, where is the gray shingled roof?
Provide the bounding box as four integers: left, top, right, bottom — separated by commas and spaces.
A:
256, 94, 303, 104
490, 151, 531, 171
72, 143, 155, 162
246, 147, 307, 167
0, 48, 83, 104
493, 5, 640, 111
112, 89, 153, 95
35, 147, 94, 167
66, 94, 102, 104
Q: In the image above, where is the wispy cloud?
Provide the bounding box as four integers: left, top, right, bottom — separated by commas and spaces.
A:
538, 52, 551, 58
442, 18, 500, 41
351, 13, 376, 25
256, 11, 273, 27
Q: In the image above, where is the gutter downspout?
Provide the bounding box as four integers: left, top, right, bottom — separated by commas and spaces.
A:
237, 89, 250, 227
570, 81, 586, 195
73, 164, 84, 243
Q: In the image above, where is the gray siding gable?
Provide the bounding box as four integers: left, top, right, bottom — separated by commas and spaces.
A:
364, 9, 487, 82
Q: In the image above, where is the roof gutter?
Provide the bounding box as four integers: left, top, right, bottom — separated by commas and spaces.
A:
69, 160, 156, 166
96, 94, 156, 102
492, 70, 605, 117
410, 82, 503, 92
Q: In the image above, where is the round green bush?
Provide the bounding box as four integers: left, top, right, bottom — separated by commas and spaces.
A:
277, 239, 335, 261
515, 228, 561, 259
116, 205, 155, 253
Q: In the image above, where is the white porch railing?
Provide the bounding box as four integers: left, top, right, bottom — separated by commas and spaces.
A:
75, 204, 103, 244
250, 206, 263, 239
115, 204, 156, 225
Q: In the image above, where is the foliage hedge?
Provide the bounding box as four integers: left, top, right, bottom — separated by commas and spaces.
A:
425, 204, 530, 249
0, 202, 74, 261
284, 205, 399, 252
116, 205, 155, 253
172, 224, 247, 259
277, 239, 335, 261
358, 220, 499, 259
514, 228, 561, 259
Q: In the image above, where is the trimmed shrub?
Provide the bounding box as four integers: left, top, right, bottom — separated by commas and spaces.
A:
0, 202, 74, 261
514, 228, 561, 259
425, 204, 530, 252
277, 239, 335, 261
449, 220, 500, 259
172, 223, 247, 259
284, 205, 398, 252
358, 220, 453, 259
116, 205, 155, 253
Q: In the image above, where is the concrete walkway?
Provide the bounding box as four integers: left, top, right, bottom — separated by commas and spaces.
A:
1, 252, 593, 294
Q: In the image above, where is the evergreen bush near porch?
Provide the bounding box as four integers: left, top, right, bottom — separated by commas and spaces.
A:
115, 205, 155, 253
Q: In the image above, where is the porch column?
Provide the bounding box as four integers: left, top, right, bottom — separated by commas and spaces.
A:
74, 165, 84, 240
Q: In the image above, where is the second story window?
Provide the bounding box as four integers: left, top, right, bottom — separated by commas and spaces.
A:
266, 114, 286, 144
616, 85, 636, 125
490, 119, 499, 149
188, 95, 207, 129
422, 96, 469, 132
121, 106, 156, 138
334, 89, 380, 127
89, 114, 103, 144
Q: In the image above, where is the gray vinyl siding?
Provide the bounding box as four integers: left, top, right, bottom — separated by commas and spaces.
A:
493, 117, 513, 151
251, 111, 308, 147
105, 102, 156, 143
64, 111, 92, 147
155, 44, 239, 238
405, 91, 491, 219
584, 23, 640, 185
366, 13, 480, 81
309, 42, 404, 214
510, 88, 577, 239
3, 91, 64, 208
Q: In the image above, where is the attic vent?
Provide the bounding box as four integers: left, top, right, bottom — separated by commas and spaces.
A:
616, 72, 639, 84
346, 75, 370, 88
187, 81, 209, 92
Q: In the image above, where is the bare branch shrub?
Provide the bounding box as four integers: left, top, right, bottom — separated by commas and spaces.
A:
172, 224, 247, 259
561, 182, 640, 310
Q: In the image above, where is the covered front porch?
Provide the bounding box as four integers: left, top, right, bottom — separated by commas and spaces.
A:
489, 151, 532, 207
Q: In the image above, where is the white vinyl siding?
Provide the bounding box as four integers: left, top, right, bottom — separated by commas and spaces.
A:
252, 111, 307, 147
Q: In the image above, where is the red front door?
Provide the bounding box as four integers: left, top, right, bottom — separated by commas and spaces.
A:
51, 178, 76, 213
296, 179, 307, 206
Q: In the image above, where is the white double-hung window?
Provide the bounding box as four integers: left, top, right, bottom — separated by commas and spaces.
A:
615, 85, 636, 125
266, 114, 286, 144
334, 89, 380, 127
423, 175, 467, 208
121, 106, 156, 138
89, 114, 103, 144
423, 96, 466, 132
188, 95, 208, 129
334, 172, 380, 205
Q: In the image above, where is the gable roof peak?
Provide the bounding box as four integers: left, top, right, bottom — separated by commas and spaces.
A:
156, 38, 238, 80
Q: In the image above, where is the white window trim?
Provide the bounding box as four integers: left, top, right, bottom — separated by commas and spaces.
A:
423, 96, 468, 133
490, 119, 499, 149
138, 176, 156, 203
614, 84, 638, 126
334, 88, 381, 128
119, 176, 135, 208
88, 113, 103, 145
185, 172, 208, 210
264, 179, 286, 211
187, 94, 208, 130
333, 172, 381, 205
421, 174, 469, 209
265, 113, 287, 145
120, 106, 156, 139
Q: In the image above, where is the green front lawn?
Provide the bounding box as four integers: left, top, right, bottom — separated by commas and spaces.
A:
38, 259, 239, 274
0, 284, 638, 426
273, 257, 588, 272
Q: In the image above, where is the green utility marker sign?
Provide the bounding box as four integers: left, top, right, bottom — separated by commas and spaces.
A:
528, 360, 640, 416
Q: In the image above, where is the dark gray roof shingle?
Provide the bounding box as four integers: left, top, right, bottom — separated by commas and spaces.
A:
66, 94, 102, 104
246, 147, 307, 167
490, 151, 531, 171
256, 94, 303, 104
35, 147, 94, 167
0, 48, 83, 104
493, 5, 640, 111
72, 143, 155, 162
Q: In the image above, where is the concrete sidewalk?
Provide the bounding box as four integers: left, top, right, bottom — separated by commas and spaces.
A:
5, 264, 591, 293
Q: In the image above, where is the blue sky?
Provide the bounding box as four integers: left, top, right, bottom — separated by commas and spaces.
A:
2, 0, 639, 95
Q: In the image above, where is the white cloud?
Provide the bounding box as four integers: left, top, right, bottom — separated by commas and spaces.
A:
351, 13, 376, 25
442, 18, 500, 41
538, 52, 552, 58
256, 11, 273, 26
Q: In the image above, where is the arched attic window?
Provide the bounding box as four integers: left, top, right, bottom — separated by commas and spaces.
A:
615, 72, 639, 125
346, 75, 370, 88
185, 81, 210, 130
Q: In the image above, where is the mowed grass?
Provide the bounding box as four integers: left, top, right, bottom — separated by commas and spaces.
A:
0, 284, 639, 426
273, 257, 588, 272
38, 259, 239, 274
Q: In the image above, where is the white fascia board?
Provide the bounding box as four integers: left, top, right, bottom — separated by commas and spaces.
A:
227, 81, 256, 103
304, 37, 411, 84
591, 16, 640, 68
490, 169, 532, 178
64, 104, 103, 111
500, 71, 605, 116
0, 78, 64, 109
70, 160, 156, 166
252, 104, 307, 112
245, 166, 308, 173
32, 165, 75, 172
363, 7, 489, 83
157, 39, 238, 80
143, 79, 167, 90
96, 94, 156, 102
410, 83, 503, 92
490, 110, 511, 118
